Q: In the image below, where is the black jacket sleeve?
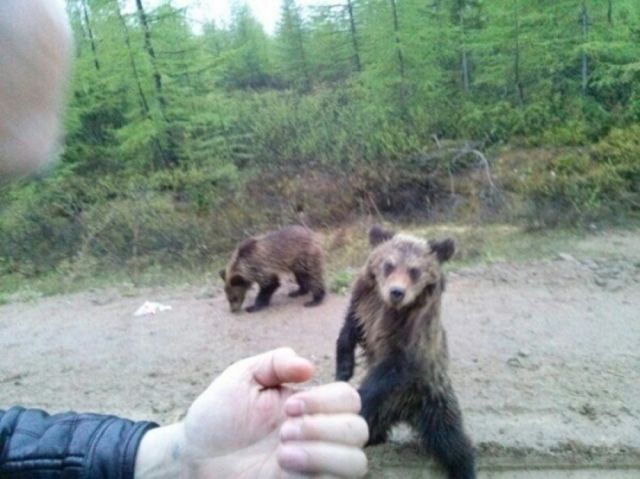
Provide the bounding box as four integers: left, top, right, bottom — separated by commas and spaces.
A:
0, 407, 158, 478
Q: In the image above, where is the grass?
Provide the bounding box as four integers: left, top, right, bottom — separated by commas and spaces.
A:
321, 220, 640, 281
0, 261, 221, 305
322, 222, 582, 272
1, 221, 638, 305
407, 224, 580, 267
330, 268, 358, 294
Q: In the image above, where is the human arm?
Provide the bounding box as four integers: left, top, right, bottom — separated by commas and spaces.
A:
1, 349, 367, 479
0, 407, 156, 477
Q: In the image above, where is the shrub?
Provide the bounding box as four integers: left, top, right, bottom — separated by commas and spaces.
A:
521, 126, 640, 225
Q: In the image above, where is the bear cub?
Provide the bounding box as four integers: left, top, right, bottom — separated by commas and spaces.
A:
220, 225, 326, 313
335, 225, 475, 479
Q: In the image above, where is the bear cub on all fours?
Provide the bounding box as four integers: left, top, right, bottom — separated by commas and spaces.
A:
335, 225, 476, 479
220, 225, 326, 313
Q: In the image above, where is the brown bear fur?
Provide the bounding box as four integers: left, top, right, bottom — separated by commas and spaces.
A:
220, 225, 326, 313
335, 225, 475, 479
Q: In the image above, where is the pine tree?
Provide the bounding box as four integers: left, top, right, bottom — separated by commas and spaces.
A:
275, 0, 311, 90
306, 5, 355, 83
224, 3, 273, 89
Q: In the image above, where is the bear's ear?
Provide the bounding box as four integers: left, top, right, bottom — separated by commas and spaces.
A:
369, 224, 395, 247
229, 274, 250, 287
219, 269, 226, 281
237, 238, 258, 258
429, 238, 455, 263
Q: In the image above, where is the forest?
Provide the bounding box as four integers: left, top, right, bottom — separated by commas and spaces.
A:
0, 0, 639, 283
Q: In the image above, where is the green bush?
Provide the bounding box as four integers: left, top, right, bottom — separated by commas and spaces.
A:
592, 125, 640, 196
521, 126, 640, 225
540, 120, 589, 147
330, 268, 356, 295
0, 177, 84, 276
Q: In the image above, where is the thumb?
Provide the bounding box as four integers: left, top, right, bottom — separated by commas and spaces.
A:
250, 347, 314, 388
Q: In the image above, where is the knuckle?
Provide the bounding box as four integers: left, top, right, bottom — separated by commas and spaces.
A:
352, 389, 362, 411
299, 416, 316, 437
354, 450, 368, 476
354, 416, 369, 444
341, 384, 361, 409
275, 346, 296, 356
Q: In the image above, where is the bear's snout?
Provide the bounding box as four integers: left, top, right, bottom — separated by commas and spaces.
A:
389, 287, 405, 303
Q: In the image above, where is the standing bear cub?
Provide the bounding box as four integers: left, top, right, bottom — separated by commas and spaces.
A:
220, 225, 326, 313
336, 225, 475, 479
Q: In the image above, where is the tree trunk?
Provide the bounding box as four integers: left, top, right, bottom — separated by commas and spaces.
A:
135, 0, 167, 115
80, 0, 100, 71
294, 14, 311, 89
460, 10, 470, 92
389, 0, 405, 79
114, 0, 150, 117
513, 0, 524, 105
581, 1, 588, 95
134, 0, 178, 166
607, 0, 613, 25
346, 0, 362, 72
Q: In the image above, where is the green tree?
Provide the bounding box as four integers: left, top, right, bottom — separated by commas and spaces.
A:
223, 3, 273, 89
306, 5, 356, 83
275, 0, 311, 90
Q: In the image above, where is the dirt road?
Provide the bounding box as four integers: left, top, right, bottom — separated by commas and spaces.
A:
1, 230, 639, 476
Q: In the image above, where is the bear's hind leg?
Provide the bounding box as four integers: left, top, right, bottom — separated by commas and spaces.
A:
303, 254, 326, 307
289, 271, 311, 297
304, 287, 325, 307
304, 271, 325, 307
365, 409, 395, 446
358, 356, 409, 446
417, 394, 475, 479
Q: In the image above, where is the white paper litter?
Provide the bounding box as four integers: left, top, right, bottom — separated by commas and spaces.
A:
134, 301, 172, 317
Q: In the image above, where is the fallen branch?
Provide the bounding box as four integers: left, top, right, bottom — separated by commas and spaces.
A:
451, 147, 498, 192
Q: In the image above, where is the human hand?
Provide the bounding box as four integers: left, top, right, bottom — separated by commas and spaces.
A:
135, 348, 368, 479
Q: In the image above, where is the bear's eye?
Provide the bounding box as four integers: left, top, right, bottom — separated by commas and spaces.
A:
383, 261, 394, 277
408, 268, 421, 282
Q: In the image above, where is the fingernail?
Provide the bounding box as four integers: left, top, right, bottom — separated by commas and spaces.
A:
279, 446, 309, 470
280, 421, 302, 441
285, 398, 305, 416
